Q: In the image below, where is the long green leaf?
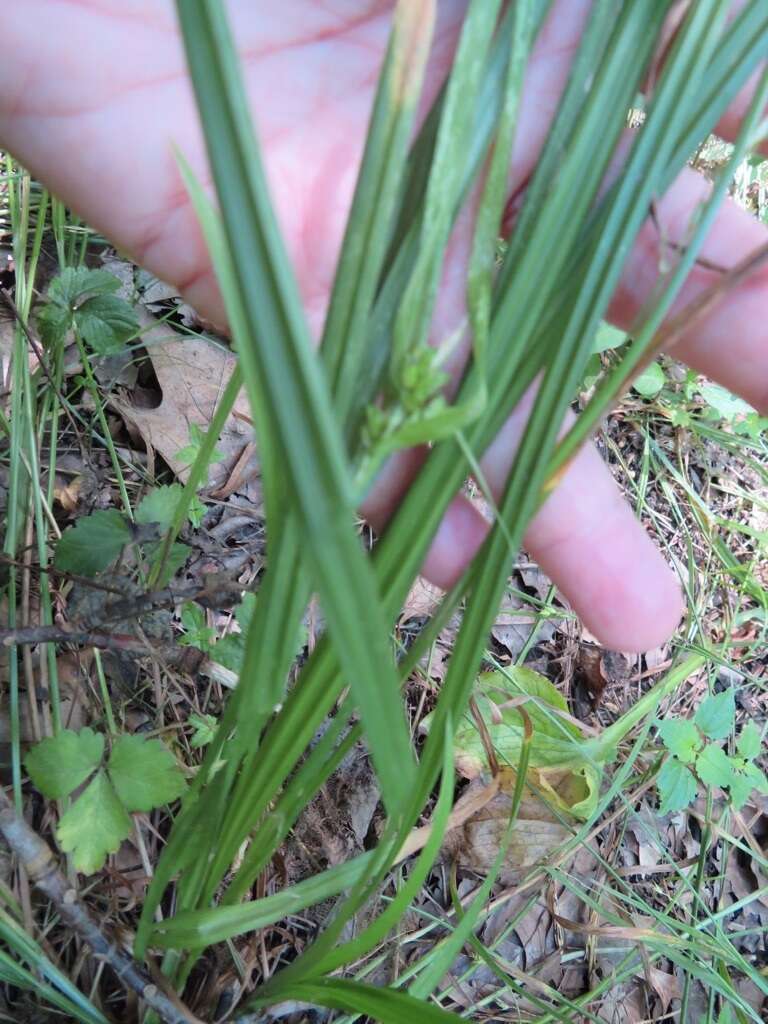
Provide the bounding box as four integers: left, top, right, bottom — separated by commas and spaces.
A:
175, 1, 416, 817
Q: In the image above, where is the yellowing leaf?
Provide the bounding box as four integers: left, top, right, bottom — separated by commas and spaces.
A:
57, 772, 132, 874
443, 668, 583, 778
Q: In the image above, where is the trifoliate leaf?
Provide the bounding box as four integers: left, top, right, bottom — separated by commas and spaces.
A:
25, 728, 104, 799
695, 744, 735, 789
56, 772, 132, 874
107, 734, 186, 812
736, 722, 762, 760
54, 509, 131, 575
656, 718, 701, 764
632, 361, 666, 398
694, 691, 735, 741
657, 757, 697, 814
136, 485, 184, 533
188, 712, 218, 749
76, 293, 138, 355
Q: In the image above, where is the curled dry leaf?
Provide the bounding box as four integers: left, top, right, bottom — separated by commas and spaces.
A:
110, 312, 258, 494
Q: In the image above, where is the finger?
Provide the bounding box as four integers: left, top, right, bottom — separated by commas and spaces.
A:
419, 403, 684, 654
609, 166, 768, 413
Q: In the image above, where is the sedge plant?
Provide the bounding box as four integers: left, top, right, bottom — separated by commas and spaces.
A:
4, 1, 767, 1021
126, 1, 768, 1018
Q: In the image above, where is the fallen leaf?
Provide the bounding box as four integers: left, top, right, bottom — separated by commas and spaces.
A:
110, 312, 258, 495
401, 576, 443, 622
443, 785, 570, 886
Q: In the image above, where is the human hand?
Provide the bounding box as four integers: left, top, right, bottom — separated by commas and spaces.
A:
1, 1, 765, 651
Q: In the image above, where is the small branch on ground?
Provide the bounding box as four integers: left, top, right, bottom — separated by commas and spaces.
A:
0, 786, 203, 1024
0, 625, 168, 656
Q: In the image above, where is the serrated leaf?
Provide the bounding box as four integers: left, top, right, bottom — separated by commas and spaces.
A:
75, 293, 139, 355
49, 267, 122, 307
695, 743, 735, 789
742, 760, 768, 794
632, 361, 666, 398
694, 691, 735, 741
728, 771, 755, 811
657, 757, 697, 814
736, 722, 762, 760
136, 485, 184, 533
107, 734, 186, 812
54, 509, 132, 576
37, 302, 72, 348
56, 772, 132, 874
189, 713, 218, 749
656, 718, 701, 763
25, 728, 104, 799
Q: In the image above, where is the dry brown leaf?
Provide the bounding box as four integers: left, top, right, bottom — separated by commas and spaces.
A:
401, 576, 443, 622
110, 313, 258, 494
443, 785, 570, 886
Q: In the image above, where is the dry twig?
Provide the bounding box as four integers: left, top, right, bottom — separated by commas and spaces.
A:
0, 785, 203, 1024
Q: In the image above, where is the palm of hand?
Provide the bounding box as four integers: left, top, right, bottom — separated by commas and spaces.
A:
2, 1, 765, 650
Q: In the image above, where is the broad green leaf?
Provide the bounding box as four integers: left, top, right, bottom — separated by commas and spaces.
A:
695, 743, 734, 789
632, 361, 666, 398
728, 770, 755, 811
176, 0, 418, 816
136, 484, 184, 533
699, 382, 754, 422
429, 667, 583, 777
57, 772, 132, 874
694, 690, 735, 740
656, 717, 701, 763
107, 734, 186, 812
248, 978, 459, 1023
592, 321, 628, 353
54, 509, 131, 576
657, 757, 698, 814
76, 293, 138, 355
49, 267, 122, 306
742, 760, 768, 795
146, 541, 190, 586
736, 721, 762, 760
37, 302, 71, 348
25, 728, 104, 799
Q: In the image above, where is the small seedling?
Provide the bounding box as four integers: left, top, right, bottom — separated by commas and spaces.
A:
25, 728, 186, 873
188, 712, 218, 749
175, 422, 225, 468
656, 691, 768, 814
178, 602, 217, 651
